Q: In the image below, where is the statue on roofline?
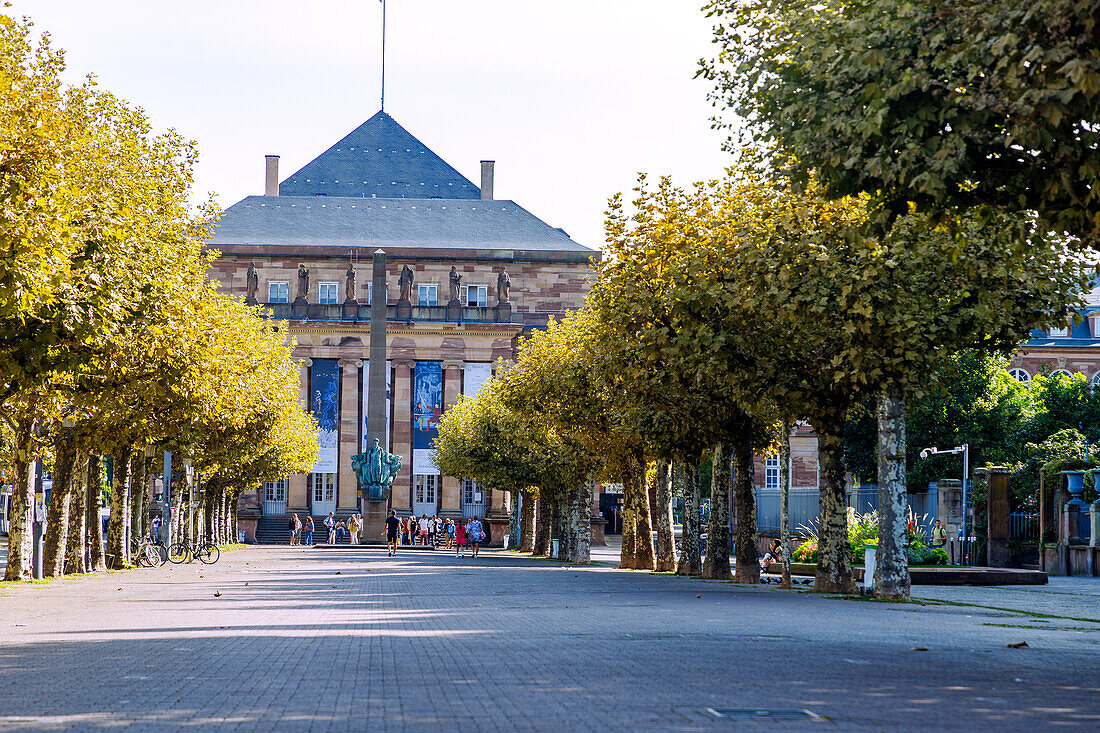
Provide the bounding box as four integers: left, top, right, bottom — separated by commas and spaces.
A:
398, 264, 414, 303
448, 266, 462, 302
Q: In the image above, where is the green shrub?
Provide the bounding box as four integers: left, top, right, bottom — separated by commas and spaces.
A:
794, 539, 817, 563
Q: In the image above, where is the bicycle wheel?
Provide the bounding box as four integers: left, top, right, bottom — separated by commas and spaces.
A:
167, 542, 191, 564
197, 543, 220, 564
139, 544, 164, 567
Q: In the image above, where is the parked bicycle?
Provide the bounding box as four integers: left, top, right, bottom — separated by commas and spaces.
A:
133, 535, 168, 567
167, 535, 220, 564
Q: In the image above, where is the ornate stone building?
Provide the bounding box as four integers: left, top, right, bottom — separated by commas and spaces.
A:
209, 111, 597, 543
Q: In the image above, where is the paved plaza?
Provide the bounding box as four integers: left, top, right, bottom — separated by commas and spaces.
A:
1, 546, 1098, 731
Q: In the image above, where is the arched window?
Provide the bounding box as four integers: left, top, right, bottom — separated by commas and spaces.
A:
1090, 372, 1100, 387
1009, 368, 1031, 382
1050, 369, 1073, 379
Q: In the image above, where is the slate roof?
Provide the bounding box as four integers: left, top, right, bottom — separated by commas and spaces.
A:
210, 196, 593, 253
278, 111, 481, 199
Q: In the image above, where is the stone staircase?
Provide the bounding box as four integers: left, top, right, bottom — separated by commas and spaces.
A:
255, 515, 356, 545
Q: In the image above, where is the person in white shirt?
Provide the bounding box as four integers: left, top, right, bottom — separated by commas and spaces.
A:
418, 514, 431, 545
324, 512, 336, 544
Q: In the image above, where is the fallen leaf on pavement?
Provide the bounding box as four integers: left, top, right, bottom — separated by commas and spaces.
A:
911, 647, 928, 651
213, 591, 221, 597
1007, 641, 1029, 648
696, 594, 702, 598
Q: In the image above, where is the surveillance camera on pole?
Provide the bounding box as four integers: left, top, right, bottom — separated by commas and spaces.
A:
919, 443, 971, 541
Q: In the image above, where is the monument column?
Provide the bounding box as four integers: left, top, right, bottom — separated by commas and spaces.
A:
440, 361, 464, 517
337, 359, 361, 512
391, 360, 414, 513
287, 358, 312, 512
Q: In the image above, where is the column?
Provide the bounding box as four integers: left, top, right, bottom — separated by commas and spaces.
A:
287, 358, 311, 511
337, 359, 361, 512
391, 361, 414, 512
440, 361, 463, 517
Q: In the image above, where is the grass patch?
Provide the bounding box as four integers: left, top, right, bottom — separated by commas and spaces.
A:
824, 594, 926, 605
983, 622, 1100, 632
921, 598, 1100, 624
0, 577, 50, 588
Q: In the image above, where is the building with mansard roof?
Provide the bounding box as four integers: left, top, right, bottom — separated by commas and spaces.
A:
209, 111, 599, 544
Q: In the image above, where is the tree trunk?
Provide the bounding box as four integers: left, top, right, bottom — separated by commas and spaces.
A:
732, 427, 760, 583
634, 459, 656, 571
86, 454, 107, 572
703, 442, 734, 579
534, 494, 552, 556
106, 448, 132, 567
779, 422, 792, 589
130, 454, 146, 543
520, 492, 536, 552
653, 459, 676, 572
65, 451, 89, 574
508, 490, 520, 549
813, 418, 856, 593
4, 411, 36, 581
562, 478, 592, 564
676, 457, 702, 576
876, 391, 910, 600
44, 435, 77, 577
619, 460, 639, 569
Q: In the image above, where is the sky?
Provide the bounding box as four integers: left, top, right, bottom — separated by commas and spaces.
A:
12, 1, 737, 251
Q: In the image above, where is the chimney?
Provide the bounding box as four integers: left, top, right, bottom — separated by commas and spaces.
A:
265, 155, 280, 196
480, 160, 494, 200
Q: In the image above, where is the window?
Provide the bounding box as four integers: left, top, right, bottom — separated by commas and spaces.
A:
462, 478, 481, 504
1091, 372, 1100, 387
418, 284, 438, 306
1050, 326, 1069, 338
463, 284, 487, 307
1009, 368, 1031, 382
765, 456, 780, 490
366, 284, 372, 305
263, 478, 287, 503
268, 281, 289, 303
312, 473, 335, 504
1051, 369, 1073, 378
415, 474, 437, 504
318, 282, 339, 304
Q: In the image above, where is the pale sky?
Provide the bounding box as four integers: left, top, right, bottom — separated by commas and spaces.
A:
12, 1, 735, 250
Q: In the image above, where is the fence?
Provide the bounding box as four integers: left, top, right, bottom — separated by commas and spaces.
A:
1010, 513, 1039, 541
754, 485, 939, 536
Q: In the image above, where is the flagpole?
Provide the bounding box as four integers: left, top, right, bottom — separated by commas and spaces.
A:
381, 0, 386, 111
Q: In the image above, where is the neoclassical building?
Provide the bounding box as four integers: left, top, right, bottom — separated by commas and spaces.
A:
209, 111, 598, 543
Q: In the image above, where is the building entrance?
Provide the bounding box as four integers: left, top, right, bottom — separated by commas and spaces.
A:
263, 478, 287, 516
311, 472, 336, 516
461, 478, 484, 518
413, 474, 437, 517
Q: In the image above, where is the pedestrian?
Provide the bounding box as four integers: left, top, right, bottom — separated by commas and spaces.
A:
325, 512, 336, 544
336, 520, 346, 544
384, 509, 401, 557
348, 513, 361, 545
931, 519, 947, 548
446, 518, 456, 549
418, 514, 430, 546
760, 539, 783, 572
152, 515, 161, 543
455, 519, 467, 557
405, 515, 416, 545
468, 516, 484, 557
288, 514, 299, 545
303, 516, 314, 546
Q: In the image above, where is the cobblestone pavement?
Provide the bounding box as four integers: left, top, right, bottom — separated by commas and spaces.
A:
1, 546, 1098, 732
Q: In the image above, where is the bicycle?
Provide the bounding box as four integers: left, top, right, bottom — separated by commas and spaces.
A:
167, 536, 220, 564
132, 536, 167, 567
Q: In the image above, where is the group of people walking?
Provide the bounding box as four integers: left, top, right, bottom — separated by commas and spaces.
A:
286, 510, 484, 557
384, 510, 484, 558
286, 512, 363, 545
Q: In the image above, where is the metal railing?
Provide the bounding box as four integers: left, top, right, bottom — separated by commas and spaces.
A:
1010, 512, 1040, 541
261, 302, 516, 324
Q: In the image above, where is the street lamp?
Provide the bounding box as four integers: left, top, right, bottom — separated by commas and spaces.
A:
919, 443, 970, 540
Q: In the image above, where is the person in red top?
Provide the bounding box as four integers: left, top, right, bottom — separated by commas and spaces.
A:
455, 521, 467, 558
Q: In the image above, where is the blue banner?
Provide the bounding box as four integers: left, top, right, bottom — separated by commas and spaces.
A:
310, 359, 340, 473
412, 361, 442, 451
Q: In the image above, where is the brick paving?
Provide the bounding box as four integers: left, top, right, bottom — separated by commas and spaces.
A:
1, 545, 1098, 731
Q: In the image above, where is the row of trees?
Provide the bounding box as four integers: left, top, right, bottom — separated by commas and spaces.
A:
1, 16, 317, 580
436, 0, 1097, 599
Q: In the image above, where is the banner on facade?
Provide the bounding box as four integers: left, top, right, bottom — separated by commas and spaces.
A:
310, 359, 340, 473
463, 362, 493, 399
412, 361, 443, 475
361, 360, 392, 452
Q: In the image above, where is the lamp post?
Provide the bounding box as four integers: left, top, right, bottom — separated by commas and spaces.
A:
919, 443, 970, 540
